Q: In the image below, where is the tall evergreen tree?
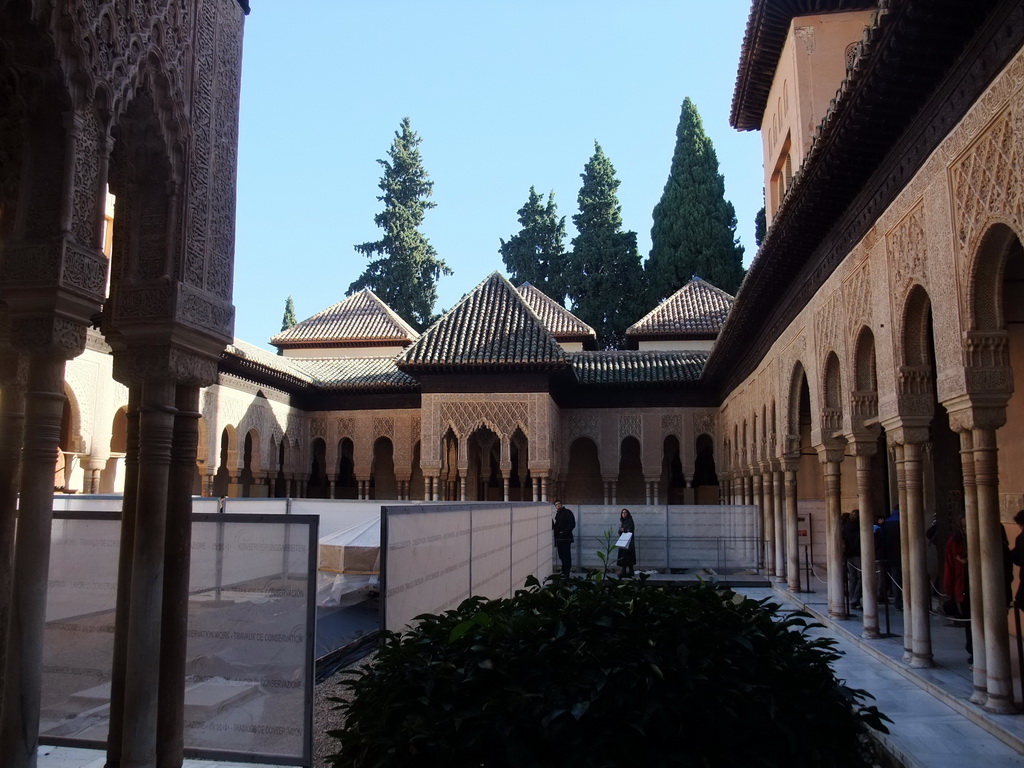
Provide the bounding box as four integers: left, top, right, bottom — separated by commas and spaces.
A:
499, 187, 567, 302
754, 206, 767, 248
567, 142, 644, 349
279, 295, 297, 355
645, 97, 745, 299
349, 117, 451, 330
280, 296, 297, 332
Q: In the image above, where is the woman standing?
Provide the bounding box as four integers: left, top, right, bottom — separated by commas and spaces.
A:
617, 508, 636, 577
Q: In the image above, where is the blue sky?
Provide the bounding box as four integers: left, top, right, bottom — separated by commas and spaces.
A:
234, 1, 764, 349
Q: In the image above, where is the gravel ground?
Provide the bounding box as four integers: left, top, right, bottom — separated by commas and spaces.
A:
312, 652, 375, 767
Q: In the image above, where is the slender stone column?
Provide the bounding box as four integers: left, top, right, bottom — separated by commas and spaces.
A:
752, 472, 765, 570
903, 440, 932, 668
120, 379, 177, 768
761, 466, 775, 576
0, 351, 27, 704
973, 427, 1014, 713
540, 476, 549, 502
819, 451, 845, 618
783, 459, 800, 590
0, 355, 69, 768
105, 388, 141, 768
772, 465, 785, 579
157, 385, 200, 767
956, 428, 988, 703
502, 473, 510, 502
891, 441, 913, 660
852, 445, 880, 638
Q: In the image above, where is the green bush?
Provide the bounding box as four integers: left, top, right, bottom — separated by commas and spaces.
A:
327, 576, 888, 768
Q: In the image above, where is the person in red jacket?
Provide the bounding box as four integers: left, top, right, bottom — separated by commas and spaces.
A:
943, 515, 972, 663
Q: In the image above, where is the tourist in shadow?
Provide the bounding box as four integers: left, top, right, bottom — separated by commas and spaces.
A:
617, 508, 636, 578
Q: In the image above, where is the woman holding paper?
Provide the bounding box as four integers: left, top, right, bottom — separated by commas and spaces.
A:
617, 508, 636, 577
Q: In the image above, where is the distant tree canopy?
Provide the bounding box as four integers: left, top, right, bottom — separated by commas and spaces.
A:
349, 117, 451, 331
755, 206, 767, 248
566, 143, 645, 350
499, 187, 568, 304
645, 98, 745, 300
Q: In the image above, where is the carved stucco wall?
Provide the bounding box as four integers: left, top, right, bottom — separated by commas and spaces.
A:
420, 392, 552, 474
558, 408, 717, 480
720, 43, 1024, 474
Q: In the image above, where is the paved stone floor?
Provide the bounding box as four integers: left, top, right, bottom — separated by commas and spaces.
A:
37, 580, 1024, 768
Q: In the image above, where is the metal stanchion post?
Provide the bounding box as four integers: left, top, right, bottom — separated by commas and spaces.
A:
1014, 605, 1024, 707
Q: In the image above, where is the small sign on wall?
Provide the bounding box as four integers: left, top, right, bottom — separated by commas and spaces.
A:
797, 514, 811, 547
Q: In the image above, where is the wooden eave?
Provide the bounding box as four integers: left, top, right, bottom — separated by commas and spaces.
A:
275, 337, 412, 350
706, 0, 1016, 393
219, 353, 310, 390
396, 359, 572, 376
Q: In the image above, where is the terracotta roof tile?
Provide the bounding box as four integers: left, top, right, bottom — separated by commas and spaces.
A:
516, 283, 597, 342
626, 277, 734, 338
568, 350, 708, 386
399, 272, 569, 371
291, 357, 419, 392
270, 289, 419, 349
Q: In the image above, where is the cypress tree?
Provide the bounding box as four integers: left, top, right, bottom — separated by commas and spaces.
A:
645, 97, 745, 300
567, 142, 644, 349
349, 117, 451, 330
280, 296, 297, 332
278, 295, 297, 355
499, 187, 568, 303
754, 206, 767, 248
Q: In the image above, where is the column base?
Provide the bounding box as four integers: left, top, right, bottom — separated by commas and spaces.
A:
861, 628, 880, 640
909, 654, 933, 669
982, 694, 1017, 714
970, 689, 987, 706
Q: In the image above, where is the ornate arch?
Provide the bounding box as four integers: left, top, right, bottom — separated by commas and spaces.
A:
784, 361, 809, 457
821, 352, 843, 435
894, 284, 935, 419
965, 221, 1023, 332
899, 284, 932, 367
851, 326, 879, 426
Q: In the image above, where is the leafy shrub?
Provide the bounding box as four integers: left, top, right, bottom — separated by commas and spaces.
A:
327, 576, 888, 767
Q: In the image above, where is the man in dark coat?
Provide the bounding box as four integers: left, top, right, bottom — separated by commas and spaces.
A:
553, 500, 576, 578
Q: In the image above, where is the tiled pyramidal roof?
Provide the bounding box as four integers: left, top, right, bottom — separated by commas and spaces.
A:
516, 282, 597, 345
399, 272, 569, 371
270, 289, 419, 349
569, 351, 708, 386
627, 277, 735, 339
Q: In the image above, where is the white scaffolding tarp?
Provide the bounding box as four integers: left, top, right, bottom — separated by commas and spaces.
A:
316, 516, 380, 607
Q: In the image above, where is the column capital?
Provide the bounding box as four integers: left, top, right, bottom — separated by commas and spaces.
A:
943, 393, 1008, 433
815, 445, 845, 466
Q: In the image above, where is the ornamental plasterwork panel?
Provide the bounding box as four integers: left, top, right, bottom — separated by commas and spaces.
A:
844, 258, 872, 342
564, 413, 600, 446
331, 417, 354, 444
438, 396, 529, 440
661, 414, 683, 440
886, 200, 927, 303
310, 416, 329, 441
951, 104, 1023, 293
373, 416, 395, 440
619, 414, 641, 442
693, 412, 716, 440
